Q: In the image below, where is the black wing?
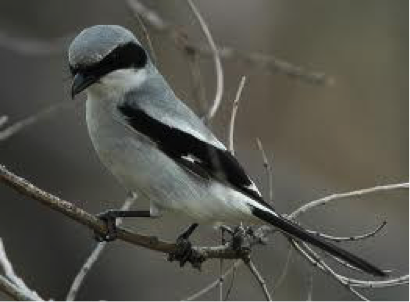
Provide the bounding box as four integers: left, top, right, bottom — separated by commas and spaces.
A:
118, 102, 274, 211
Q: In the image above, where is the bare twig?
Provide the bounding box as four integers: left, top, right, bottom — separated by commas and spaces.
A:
244, 258, 272, 301
0, 30, 70, 56
184, 260, 242, 301
256, 138, 274, 203
272, 246, 293, 295
126, 0, 157, 64
0, 275, 33, 301
66, 195, 136, 300
338, 275, 409, 289
291, 240, 370, 301
0, 159, 407, 299
125, 0, 169, 31
124, 0, 330, 85
306, 267, 314, 301
186, 0, 224, 122
228, 76, 247, 154
0, 164, 257, 263
223, 261, 238, 301
218, 228, 226, 301
289, 183, 409, 219
0, 239, 42, 300
307, 221, 387, 243
0, 102, 75, 142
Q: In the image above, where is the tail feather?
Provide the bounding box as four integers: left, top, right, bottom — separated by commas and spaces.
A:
251, 206, 386, 277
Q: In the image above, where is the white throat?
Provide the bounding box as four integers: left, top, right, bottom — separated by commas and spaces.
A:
87, 68, 148, 99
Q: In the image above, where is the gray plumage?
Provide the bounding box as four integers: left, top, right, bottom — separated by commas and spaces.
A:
67, 25, 386, 277
69, 25, 136, 67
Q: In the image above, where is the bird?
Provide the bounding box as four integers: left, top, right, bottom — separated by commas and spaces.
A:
68, 24, 385, 277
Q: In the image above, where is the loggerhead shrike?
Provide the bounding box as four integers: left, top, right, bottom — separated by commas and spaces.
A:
68, 25, 385, 277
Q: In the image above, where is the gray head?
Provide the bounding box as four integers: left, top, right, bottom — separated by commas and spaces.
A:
69, 25, 149, 98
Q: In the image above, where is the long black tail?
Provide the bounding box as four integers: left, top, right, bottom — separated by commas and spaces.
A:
251, 206, 386, 277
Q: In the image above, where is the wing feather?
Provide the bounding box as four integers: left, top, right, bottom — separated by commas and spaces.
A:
118, 101, 273, 210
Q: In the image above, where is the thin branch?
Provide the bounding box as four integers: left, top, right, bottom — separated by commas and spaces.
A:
338, 275, 409, 289
66, 196, 136, 300
126, 0, 157, 64
272, 245, 293, 295
306, 268, 314, 301
0, 102, 75, 142
0, 164, 257, 263
124, 0, 330, 85
0, 239, 42, 300
244, 258, 272, 301
291, 240, 370, 301
125, 0, 169, 31
0, 30, 70, 56
184, 260, 242, 301
218, 228, 226, 301
228, 76, 247, 154
186, 0, 224, 122
307, 221, 387, 243
289, 183, 409, 219
223, 261, 238, 301
256, 138, 274, 203
0, 275, 33, 301
1, 160, 407, 298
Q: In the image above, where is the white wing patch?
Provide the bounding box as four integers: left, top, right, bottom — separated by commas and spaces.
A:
181, 154, 202, 164
245, 181, 262, 198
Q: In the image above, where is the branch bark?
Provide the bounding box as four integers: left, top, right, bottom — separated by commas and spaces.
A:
0, 164, 249, 264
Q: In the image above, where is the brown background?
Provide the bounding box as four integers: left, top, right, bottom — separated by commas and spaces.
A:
0, 0, 408, 300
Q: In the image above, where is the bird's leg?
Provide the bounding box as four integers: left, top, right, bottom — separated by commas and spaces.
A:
95, 209, 152, 242
168, 223, 201, 268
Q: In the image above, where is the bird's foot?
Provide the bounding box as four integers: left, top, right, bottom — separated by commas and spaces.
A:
94, 210, 119, 242
220, 225, 261, 257
93, 209, 153, 242
168, 223, 204, 269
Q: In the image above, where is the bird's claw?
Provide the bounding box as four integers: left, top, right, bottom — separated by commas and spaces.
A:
94, 210, 118, 242
168, 237, 194, 267
167, 223, 204, 269
230, 225, 253, 256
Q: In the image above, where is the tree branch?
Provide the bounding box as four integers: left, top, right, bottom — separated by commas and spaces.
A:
124, 0, 330, 85
289, 183, 409, 219
0, 164, 252, 264
0, 102, 75, 142
184, 260, 242, 301
306, 221, 387, 243
228, 76, 247, 154
186, 0, 224, 122
0, 30, 70, 56
243, 258, 272, 301
66, 195, 136, 300
0, 239, 42, 301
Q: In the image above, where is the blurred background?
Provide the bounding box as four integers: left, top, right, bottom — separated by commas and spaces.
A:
0, 0, 408, 300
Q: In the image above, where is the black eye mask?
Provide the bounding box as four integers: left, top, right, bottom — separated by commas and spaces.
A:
70, 42, 148, 79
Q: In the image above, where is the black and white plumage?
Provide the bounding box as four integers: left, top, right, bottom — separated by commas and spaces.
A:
68, 25, 385, 277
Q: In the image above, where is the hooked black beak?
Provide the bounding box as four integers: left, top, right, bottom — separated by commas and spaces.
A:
71, 73, 98, 99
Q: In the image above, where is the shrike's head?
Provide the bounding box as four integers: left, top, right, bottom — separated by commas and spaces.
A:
68, 25, 149, 98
